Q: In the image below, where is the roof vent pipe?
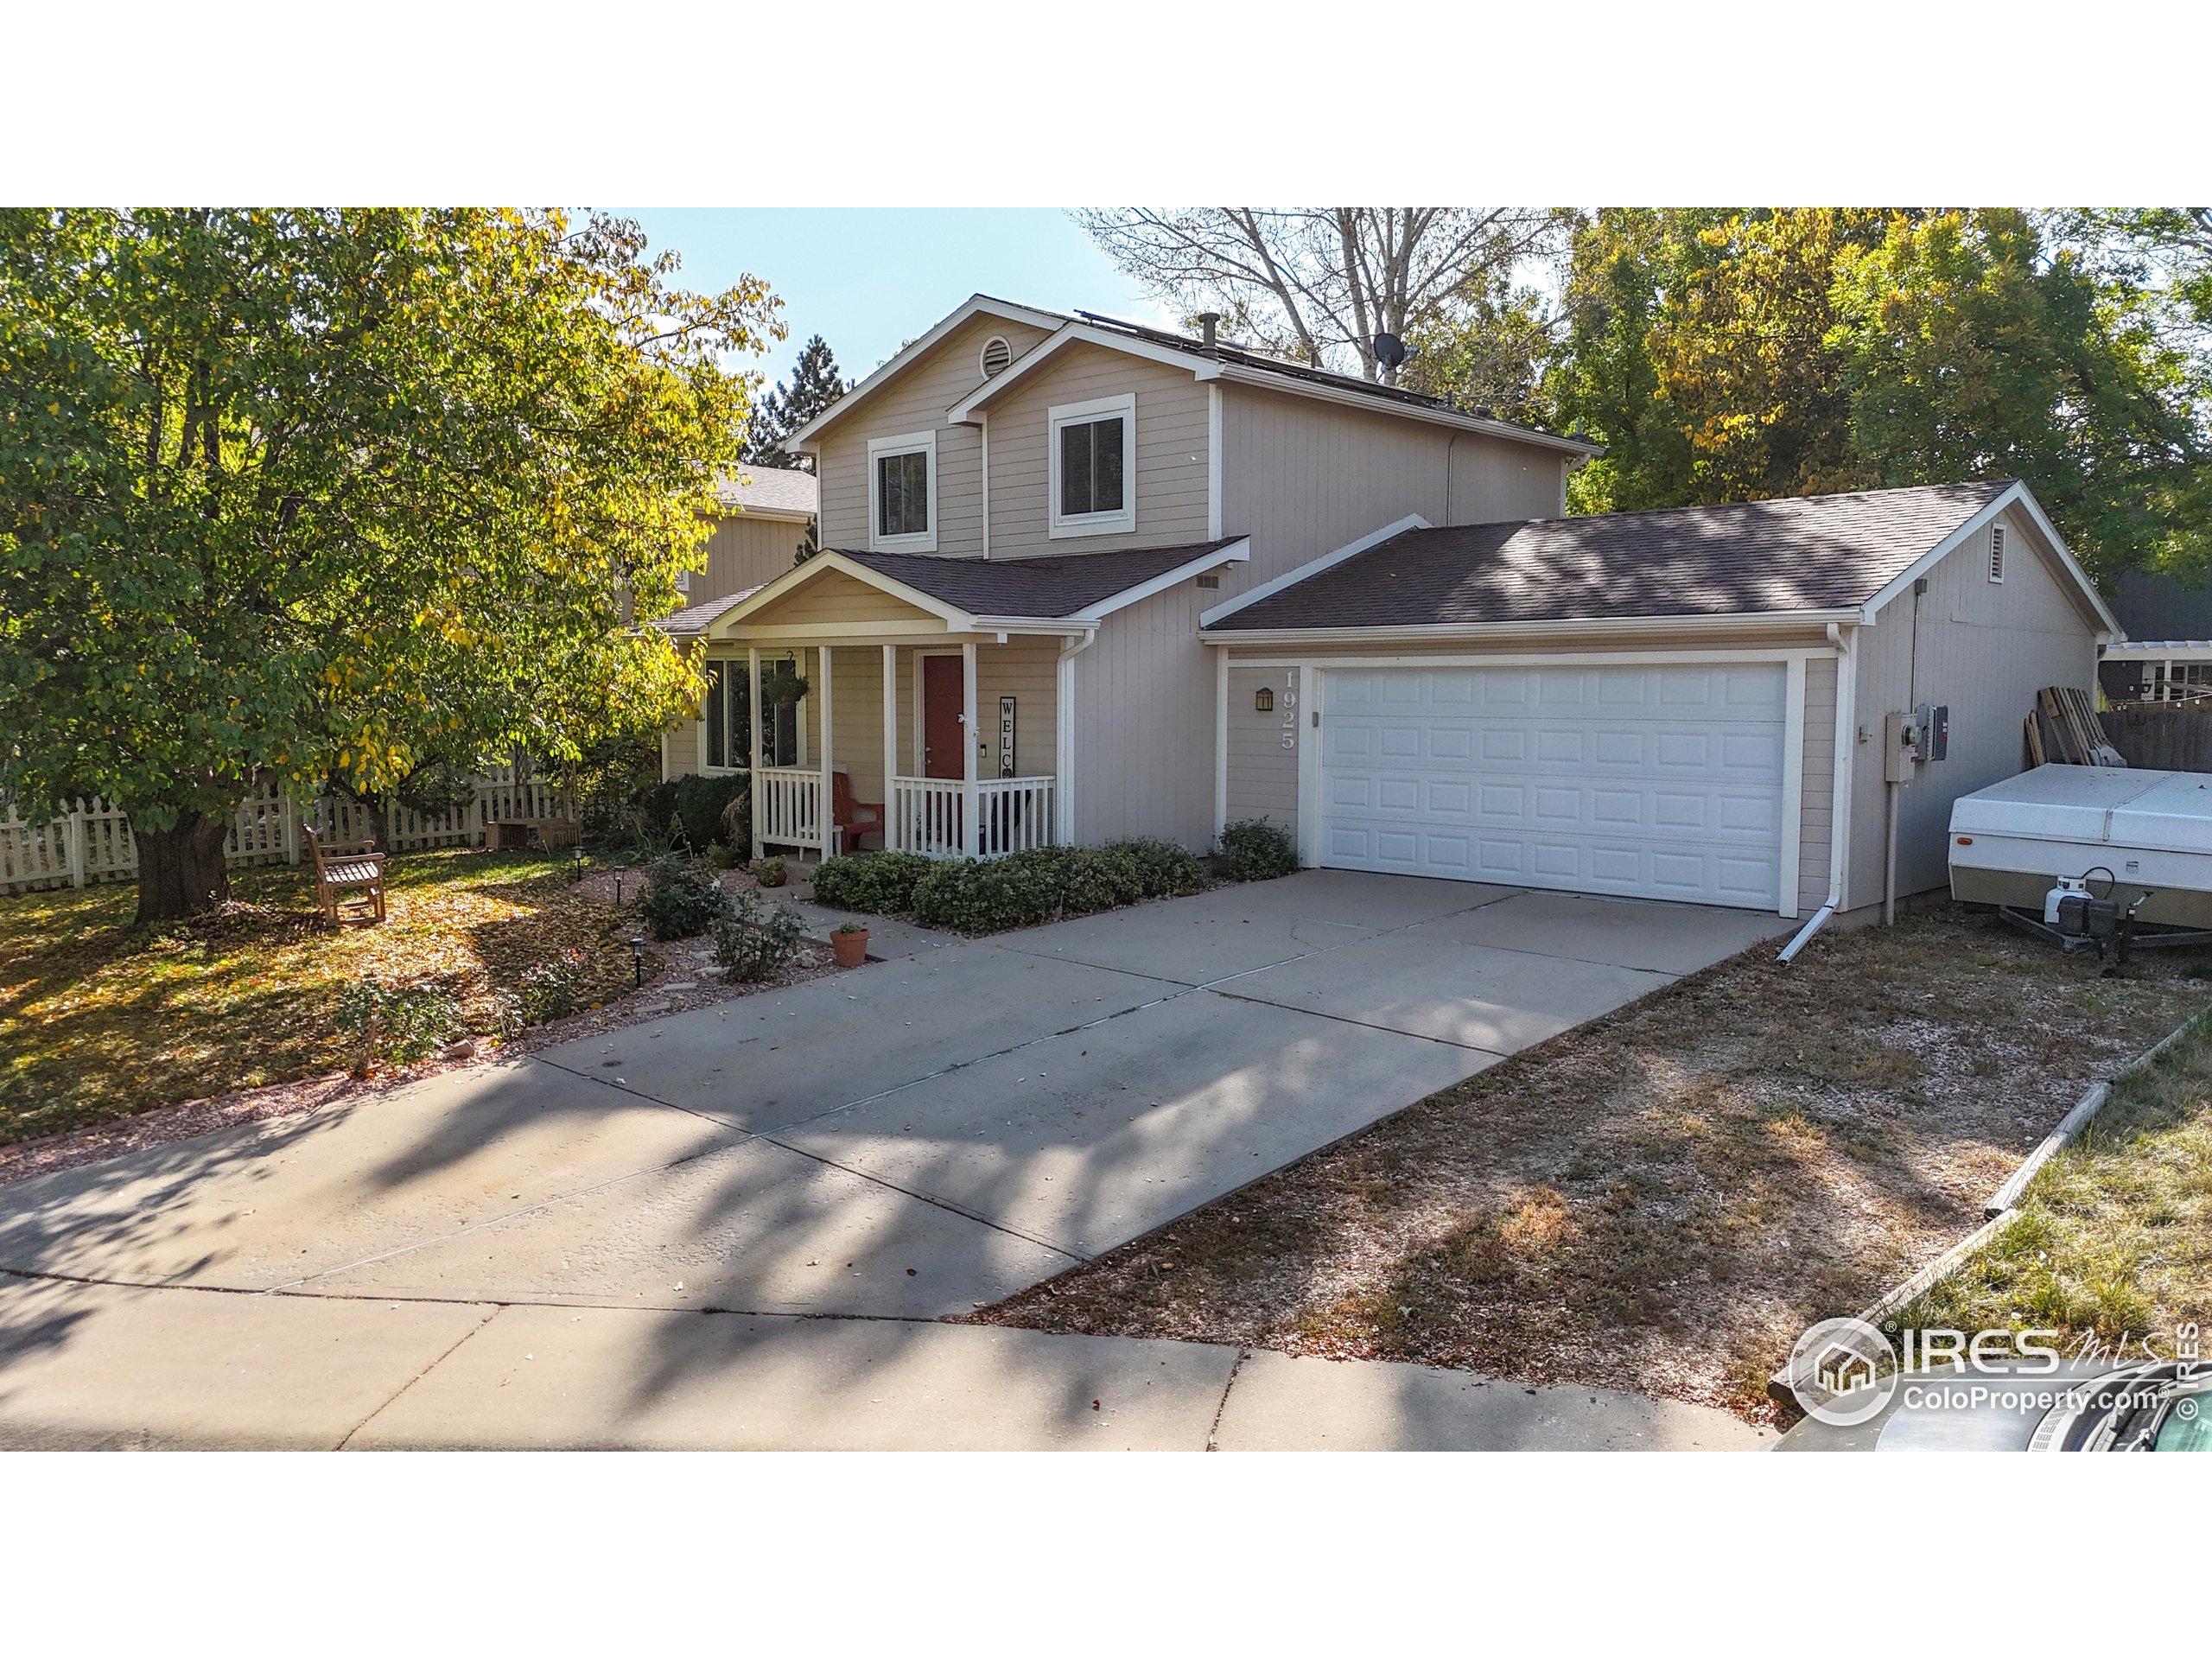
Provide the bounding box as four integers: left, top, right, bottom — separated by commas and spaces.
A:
1197, 312, 1220, 351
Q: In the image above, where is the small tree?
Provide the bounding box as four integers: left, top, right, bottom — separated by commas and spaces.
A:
744, 334, 847, 470
0, 208, 779, 923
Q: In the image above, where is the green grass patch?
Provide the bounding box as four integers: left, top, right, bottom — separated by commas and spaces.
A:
1896, 1015, 2212, 1344
0, 849, 639, 1147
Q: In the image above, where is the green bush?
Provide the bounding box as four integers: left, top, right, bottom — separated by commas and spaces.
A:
1219, 818, 1300, 881
710, 889, 808, 982
636, 855, 734, 940
811, 851, 934, 914
1057, 846, 1149, 915
671, 772, 750, 854
1102, 836, 1208, 899
335, 978, 462, 1064
515, 949, 592, 1023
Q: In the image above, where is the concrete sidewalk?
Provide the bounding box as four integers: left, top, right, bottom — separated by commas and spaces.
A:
0, 1274, 1766, 1452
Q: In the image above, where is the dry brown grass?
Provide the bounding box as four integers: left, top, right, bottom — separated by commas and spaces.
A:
976, 905, 2212, 1423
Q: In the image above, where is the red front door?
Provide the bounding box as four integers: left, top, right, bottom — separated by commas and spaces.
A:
923, 655, 965, 780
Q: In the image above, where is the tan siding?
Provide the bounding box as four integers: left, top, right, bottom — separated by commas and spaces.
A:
819, 645, 887, 804
986, 343, 1211, 558
1216, 385, 1567, 589
1799, 655, 1838, 914
816, 315, 1052, 556
1845, 505, 2102, 909
976, 638, 1060, 780
752, 569, 941, 629
1225, 664, 1300, 840
694, 512, 809, 604
1071, 584, 1217, 849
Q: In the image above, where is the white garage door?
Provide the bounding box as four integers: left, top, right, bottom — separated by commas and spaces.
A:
1319, 664, 1788, 909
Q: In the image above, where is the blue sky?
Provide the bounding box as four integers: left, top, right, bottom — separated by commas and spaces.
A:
623, 209, 1173, 391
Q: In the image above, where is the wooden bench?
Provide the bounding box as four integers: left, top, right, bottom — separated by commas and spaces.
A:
305, 828, 387, 925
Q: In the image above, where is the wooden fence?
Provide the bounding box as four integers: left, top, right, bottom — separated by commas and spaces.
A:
0, 766, 569, 895
2103, 702, 2212, 773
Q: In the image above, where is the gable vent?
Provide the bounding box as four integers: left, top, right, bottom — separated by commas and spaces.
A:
1989, 523, 2006, 582
979, 335, 1014, 378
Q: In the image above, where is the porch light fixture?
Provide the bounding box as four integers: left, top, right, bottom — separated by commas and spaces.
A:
1254, 687, 1274, 713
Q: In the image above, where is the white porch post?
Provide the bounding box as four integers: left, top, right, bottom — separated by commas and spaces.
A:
747, 645, 763, 860
882, 644, 898, 852
819, 645, 835, 856
962, 639, 980, 858
1212, 645, 1229, 841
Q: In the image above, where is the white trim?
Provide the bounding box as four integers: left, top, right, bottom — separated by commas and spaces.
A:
709, 504, 816, 525
1217, 646, 1834, 670
1057, 633, 1091, 843
979, 410, 991, 561
1199, 514, 1430, 628
1206, 383, 1224, 542
1294, 664, 1321, 865
944, 320, 1602, 459
1047, 391, 1137, 539
1213, 645, 1229, 840
961, 639, 980, 858
867, 429, 937, 554
1778, 656, 1807, 921
1858, 483, 2118, 634
1829, 626, 1857, 914
705, 550, 973, 637
788, 295, 1064, 448
946, 322, 1217, 423
2107, 640, 2212, 659
818, 643, 835, 852
1067, 538, 1251, 624
882, 643, 898, 823
747, 646, 762, 856
1201, 607, 1857, 645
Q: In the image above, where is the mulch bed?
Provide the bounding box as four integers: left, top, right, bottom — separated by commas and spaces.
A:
972, 904, 2212, 1424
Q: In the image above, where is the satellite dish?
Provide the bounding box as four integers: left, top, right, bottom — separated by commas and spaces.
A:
1372, 332, 1411, 373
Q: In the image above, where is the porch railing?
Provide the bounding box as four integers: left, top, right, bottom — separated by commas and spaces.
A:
888, 775, 1056, 861
755, 766, 826, 853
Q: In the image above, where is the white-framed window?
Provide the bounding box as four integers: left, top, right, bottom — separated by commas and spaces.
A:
700, 660, 798, 771
868, 430, 937, 553
1989, 523, 2007, 582
1048, 392, 1135, 538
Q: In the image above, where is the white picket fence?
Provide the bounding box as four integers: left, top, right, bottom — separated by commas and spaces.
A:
0, 766, 570, 895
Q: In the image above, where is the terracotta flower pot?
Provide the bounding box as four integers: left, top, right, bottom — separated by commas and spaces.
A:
832, 929, 870, 967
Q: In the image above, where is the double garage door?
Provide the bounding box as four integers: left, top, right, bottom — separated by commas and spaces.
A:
1319, 664, 1788, 910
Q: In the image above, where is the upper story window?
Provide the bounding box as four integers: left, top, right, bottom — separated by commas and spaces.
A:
1988, 523, 2007, 582
1049, 392, 1136, 538
868, 430, 936, 553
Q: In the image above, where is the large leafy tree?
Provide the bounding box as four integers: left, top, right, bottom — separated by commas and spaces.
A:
743, 333, 846, 470
1551, 207, 2210, 582
0, 208, 779, 922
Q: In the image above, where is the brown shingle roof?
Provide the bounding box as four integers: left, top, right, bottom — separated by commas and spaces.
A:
649, 586, 766, 638
1208, 482, 2018, 632
837, 539, 1247, 619
713, 466, 818, 517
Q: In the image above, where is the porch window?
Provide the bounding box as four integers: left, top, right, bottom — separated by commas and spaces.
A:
702, 661, 798, 769
1049, 393, 1135, 537
868, 430, 937, 552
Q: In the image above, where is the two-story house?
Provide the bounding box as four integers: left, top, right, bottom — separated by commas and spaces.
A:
655, 294, 2117, 925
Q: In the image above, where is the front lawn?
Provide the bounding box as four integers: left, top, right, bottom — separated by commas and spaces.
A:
976, 906, 2212, 1422
0, 849, 639, 1148
1895, 1015, 2212, 1344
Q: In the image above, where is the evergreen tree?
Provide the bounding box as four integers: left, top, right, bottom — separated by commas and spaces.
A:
745, 334, 848, 470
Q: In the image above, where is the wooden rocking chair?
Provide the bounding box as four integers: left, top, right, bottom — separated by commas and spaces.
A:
831, 771, 884, 854
306, 828, 388, 925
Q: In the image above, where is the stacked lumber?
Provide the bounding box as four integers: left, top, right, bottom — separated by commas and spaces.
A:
2026, 685, 2126, 766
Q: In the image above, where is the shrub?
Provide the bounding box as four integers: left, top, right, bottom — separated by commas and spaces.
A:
810, 851, 934, 914
752, 855, 788, 888
1102, 836, 1208, 899
1219, 817, 1300, 881
912, 854, 1058, 933
704, 840, 740, 870
1057, 846, 1149, 916
513, 948, 592, 1025
671, 772, 750, 854
636, 855, 734, 940
710, 889, 807, 982
721, 789, 752, 855
335, 978, 462, 1064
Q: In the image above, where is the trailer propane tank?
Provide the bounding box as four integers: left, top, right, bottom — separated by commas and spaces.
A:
2045, 874, 2092, 926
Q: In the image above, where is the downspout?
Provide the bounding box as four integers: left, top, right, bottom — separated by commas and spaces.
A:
1055, 631, 1094, 845
1780, 622, 1857, 963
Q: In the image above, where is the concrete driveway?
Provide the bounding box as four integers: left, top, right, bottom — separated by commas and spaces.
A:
0, 870, 1783, 1446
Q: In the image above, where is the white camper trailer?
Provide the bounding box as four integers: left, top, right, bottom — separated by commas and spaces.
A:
1948, 763, 2212, 929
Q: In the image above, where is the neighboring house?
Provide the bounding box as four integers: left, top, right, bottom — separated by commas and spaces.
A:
651, 294, 2116, 923
678, 465, 820, 607
2099, 568, 2212, 702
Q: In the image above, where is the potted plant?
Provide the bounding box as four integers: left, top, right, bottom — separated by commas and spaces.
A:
753, 855, 788, 888
831, 920, 870, 967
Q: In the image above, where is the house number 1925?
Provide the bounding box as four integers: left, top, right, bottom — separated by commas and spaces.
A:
1279, 673, 1298, 751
